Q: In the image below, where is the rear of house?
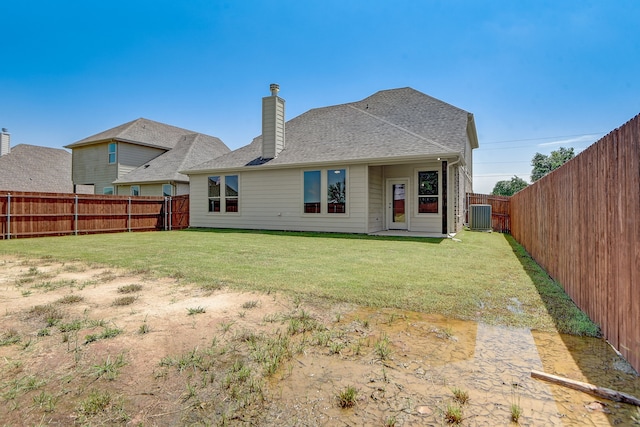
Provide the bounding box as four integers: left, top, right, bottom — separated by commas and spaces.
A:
185, 86, 478, 236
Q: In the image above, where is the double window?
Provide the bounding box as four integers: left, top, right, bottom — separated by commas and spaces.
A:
108, 142, 117, 164
208, 175, 239, 213
303, 168, 347, 214
417, 170, 439, 214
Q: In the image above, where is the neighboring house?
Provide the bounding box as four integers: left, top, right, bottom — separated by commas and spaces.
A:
0, 143, 78, 193
184, 85, 478, 236
65, 118, 230, 196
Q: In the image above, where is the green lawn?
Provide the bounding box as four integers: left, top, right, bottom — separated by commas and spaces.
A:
0, 228, 599, 336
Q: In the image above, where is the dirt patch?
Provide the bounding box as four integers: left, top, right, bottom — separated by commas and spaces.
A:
0, 255, 638, 426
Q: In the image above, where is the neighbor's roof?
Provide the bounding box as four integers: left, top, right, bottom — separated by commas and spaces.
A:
65, 118, 213, 150
185, 87, 478, 173
0, 144, 74, 193
113, 133, 230, 184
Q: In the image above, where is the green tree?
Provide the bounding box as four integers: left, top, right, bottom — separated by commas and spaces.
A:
491, 176, 529, 196
530, 147, 575, 182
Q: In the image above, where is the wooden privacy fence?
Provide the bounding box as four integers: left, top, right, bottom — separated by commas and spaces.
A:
0, 192, 190, 239
510, 113, 640, 373
466, 193, 511, 233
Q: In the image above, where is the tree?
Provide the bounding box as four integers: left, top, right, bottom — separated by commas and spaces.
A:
530, 147, 575, 182
491, 175, 529, 196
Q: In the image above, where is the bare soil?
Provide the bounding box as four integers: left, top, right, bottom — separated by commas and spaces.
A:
1, 255, 638, 426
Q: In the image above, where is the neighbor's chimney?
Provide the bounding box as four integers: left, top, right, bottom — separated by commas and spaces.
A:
262, 83, 285, 159
0, 128, 10, 157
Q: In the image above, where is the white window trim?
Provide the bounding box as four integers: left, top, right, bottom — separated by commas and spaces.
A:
414, 168, 441, 216
207, 174, 241, 215
108, 142, 117, 164
301, 167, 349, 216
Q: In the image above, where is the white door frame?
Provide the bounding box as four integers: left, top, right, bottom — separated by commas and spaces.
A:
386, 178, 409, 230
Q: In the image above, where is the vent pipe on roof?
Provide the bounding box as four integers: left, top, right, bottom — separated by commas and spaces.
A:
0, 128, 10, 157
262, 84, 285, 159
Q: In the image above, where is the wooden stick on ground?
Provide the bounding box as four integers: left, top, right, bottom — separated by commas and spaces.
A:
531, 370, 640, 406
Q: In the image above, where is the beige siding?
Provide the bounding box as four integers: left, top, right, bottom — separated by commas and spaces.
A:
384, 162, 443, 233
118, 143, 166, 178
367, 166, 384, 232
190, 165, 368, 233
71, 142, 166, 194
71, 143, 118, 194
176, 183, 190, 195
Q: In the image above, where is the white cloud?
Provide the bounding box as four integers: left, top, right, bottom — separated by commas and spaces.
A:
537, 134, 601, 147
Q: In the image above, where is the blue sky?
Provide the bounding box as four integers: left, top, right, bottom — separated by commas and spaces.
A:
2, 1, 638, 193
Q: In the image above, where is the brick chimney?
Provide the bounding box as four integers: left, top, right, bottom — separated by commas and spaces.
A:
0, 128, 9, 156
261, 84, 285, 159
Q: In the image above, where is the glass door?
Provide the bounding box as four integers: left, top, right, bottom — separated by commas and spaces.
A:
387, 179, 408, 230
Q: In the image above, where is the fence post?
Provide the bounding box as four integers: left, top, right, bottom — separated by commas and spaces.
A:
6, 193, 10, 240
128, 197, 131, 232
74, 194, 78, 236
169, 196, 173, 231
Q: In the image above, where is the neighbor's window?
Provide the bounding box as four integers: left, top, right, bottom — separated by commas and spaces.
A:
208, 175, 239, 213
130, 185, 140, 196
327, 169, 346, 214
417, 171, 438, 213
225, 175, 239, 213
108, 142, 117, 164
162, 184, 173, 197
303, 170, 321, 213
103, 186, 114, 195
208, 176, 221, 212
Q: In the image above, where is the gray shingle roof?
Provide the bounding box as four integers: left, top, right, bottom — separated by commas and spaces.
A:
65, 118, 211, 150
185, 87, 477, 173
113, 133, 230, 184
0, 144, 74, 193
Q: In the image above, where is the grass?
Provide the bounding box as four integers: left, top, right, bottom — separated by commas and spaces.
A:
112, 296, 136, 306
93, 353, 128, 380
187, 306, 206, 315
336, 385, 358, 408
451, 387, 469, 404
444, 403, 463, 424
0, 229, 600, 335
117, 284, 142, 293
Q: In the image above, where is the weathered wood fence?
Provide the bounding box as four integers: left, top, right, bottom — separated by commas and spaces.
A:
511, 113, 640, 373
466, 193, 511, 233
0, 192, 189, 239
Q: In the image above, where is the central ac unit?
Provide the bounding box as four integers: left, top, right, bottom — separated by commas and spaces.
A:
469, 204, 491, 231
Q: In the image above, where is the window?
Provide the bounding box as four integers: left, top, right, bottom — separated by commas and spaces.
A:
225, 175, 239, 212
303, 171, 321, 213
417, 171, 438, 213
303, 168, 348, 214
130, 185, 140, 196
103, 186, 114, 195
208, 176, 221, 212
108, 142, 117, 164
162, 184, 173, 197
208, 175, 239, 213
327, 169, 346, 213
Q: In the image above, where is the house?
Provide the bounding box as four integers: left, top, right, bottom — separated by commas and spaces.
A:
65, 118, 230, 196
184, 85, 478, 236
0, 131, 79, 193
